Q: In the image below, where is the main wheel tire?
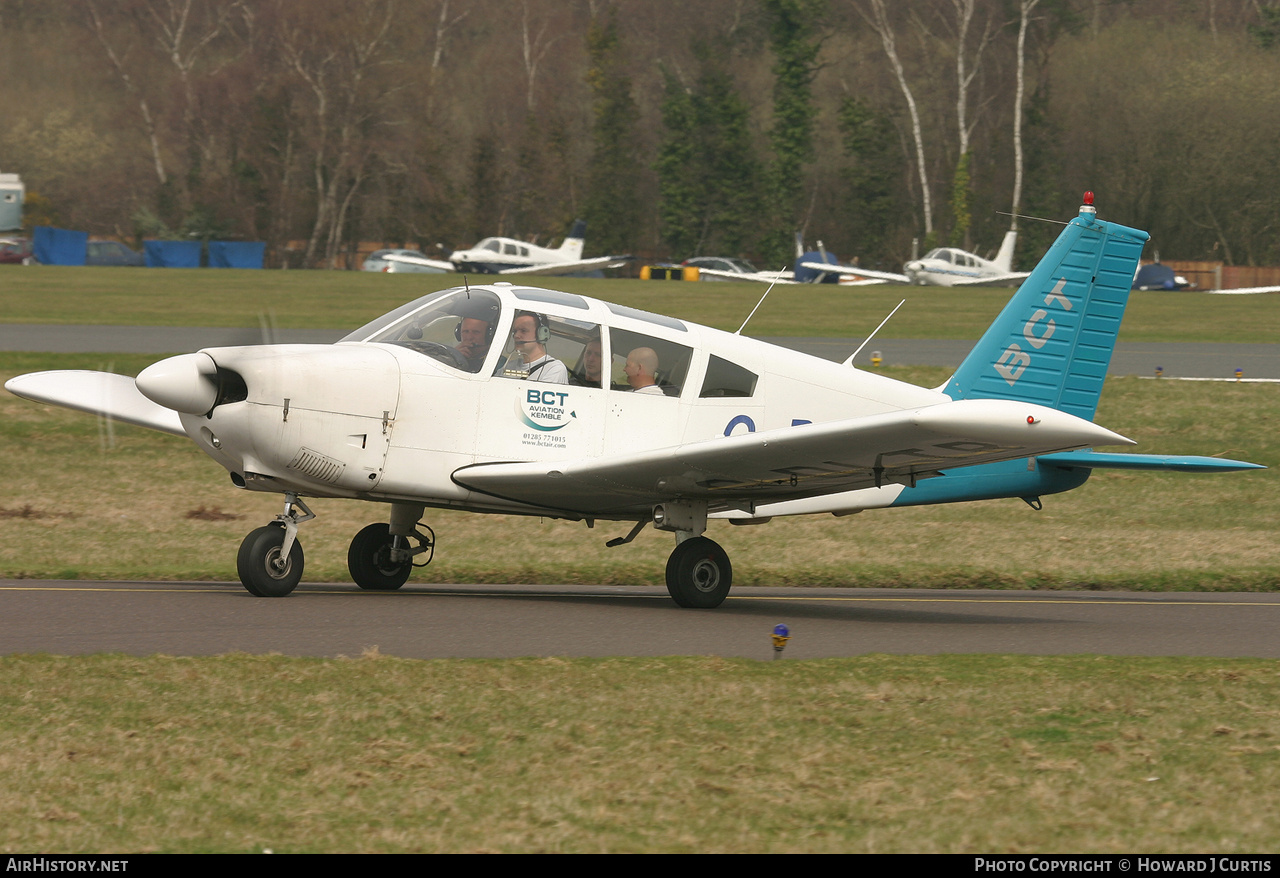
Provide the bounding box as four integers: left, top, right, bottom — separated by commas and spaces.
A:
665, 536, 732, 608
237, 523, 303, 597
348, 523, 413, 591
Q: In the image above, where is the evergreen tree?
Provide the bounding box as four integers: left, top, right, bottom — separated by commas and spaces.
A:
583, 11, 641, 257
656, 46, 760, 258
836, 96, 899, 264
760, 0, 826, 267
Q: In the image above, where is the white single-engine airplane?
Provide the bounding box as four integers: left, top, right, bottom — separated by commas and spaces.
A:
803, 229, 1030, 287
5, 195, 1262, 604
384, 219, 630, 277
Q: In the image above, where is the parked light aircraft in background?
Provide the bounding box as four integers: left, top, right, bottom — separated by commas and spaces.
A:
690, 235, 888, 286
5, 195, 1262, 605
803, 229, 1031, 287
383, 218, 630, 277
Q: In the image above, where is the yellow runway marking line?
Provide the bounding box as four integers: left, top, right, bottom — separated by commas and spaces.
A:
3, 584, 1280, 608
731, 595, 1280, 607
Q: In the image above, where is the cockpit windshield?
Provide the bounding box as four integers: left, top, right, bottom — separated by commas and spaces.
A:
342, 287, 503, 373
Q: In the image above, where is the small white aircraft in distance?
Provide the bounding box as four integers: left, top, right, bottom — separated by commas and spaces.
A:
384, 219, 630, 278
802, 229, 1031, 287
5, 194, 1263, 605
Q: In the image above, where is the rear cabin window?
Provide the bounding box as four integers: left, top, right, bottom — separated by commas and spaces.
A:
700, 355, 758, 398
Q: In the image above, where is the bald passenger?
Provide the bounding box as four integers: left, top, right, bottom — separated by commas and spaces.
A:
624, 347, 664, 395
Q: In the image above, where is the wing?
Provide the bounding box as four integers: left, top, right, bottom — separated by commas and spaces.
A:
381, 253, 457, 272
1207, 286, 1280, 295
799, 261, 909, 283
5, 370, 186, 436
498, 256, 630, 276
950, 271, 1031, 287
452, 398, 1132, 516
693, 267, 800, 284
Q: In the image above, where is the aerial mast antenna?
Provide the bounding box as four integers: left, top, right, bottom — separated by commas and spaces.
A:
843, 299, 906, 366
735, 270, 787, 335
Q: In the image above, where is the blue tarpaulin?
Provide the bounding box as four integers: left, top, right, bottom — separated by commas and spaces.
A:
144, 240, 202, 268
32, 226, 88, 265
208, 241, 265, 269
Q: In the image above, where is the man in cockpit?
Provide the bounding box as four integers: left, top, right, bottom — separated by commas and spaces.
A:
505, 311, 568, 384
455, 316, 493, 372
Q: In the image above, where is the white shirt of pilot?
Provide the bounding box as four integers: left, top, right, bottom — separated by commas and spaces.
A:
521, 353, 569, 384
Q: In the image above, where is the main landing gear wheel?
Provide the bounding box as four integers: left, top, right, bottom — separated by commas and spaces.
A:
237, 522, 304, 597
665, 536, 732, 609
348, 523, 413, 591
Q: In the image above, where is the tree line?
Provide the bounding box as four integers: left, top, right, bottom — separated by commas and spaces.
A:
2, 0, 1278, 271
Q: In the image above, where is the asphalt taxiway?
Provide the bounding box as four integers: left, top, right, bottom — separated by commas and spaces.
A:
3, 581, 1278, 660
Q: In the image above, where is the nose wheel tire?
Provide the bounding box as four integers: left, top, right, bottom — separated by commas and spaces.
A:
665, 536, 732, 608
348, 523, 413, 590
237, 523, 304, 597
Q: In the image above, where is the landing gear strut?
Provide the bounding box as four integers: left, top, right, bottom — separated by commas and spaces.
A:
237, 493, 314, 597
651, 501, 733, 609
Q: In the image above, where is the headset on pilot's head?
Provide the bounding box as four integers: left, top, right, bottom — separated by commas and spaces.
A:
455, 315, 497, 344
512, 310, 551, 344
453, 301, 501, 343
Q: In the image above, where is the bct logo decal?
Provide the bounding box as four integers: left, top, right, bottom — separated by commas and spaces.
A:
994, 277, 1073, 386
517, 388, 576, 449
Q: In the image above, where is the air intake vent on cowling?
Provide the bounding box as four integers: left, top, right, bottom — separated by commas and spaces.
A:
287, 447, 345, 483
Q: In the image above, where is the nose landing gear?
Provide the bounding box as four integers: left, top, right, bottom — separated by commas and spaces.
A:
237, 493, 314, 597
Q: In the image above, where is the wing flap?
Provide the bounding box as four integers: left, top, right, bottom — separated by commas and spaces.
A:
452, 398, 1132, 515
5, 371, 187, 436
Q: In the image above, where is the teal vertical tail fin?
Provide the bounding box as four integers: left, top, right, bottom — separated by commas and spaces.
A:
943, 196, 1149, 422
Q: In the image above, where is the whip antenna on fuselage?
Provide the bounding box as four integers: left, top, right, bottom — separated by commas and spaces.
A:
735, 270, 786, 335
844, 299, 905, 366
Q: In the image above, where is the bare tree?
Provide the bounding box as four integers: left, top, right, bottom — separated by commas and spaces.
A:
86, 0, 169, 188
859, 0, 933, 237
273, 0, 401, 268
1010, 0, 1041, 234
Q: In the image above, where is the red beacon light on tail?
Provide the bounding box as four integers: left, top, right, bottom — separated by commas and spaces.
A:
1081, 190, 1097, 217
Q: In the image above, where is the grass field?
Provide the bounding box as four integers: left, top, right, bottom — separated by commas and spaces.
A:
2, 268, 1277, 854
2, 264, 1278, 342
2, 653, 1278, 853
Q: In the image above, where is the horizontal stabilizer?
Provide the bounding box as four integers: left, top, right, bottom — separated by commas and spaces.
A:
1038, 451, 1264, 473
4, 370, 187, 436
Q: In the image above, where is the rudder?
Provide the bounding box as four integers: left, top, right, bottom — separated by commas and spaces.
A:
943, 196, 1149, 422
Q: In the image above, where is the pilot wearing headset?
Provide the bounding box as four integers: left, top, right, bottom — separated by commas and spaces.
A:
505, 310, 568, 384
455, 316, 494, 372
450, 298, 500, 373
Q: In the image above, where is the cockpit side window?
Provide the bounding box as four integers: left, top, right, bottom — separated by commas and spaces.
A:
360, 288, 502, 373
498, 312, 601, 387
607, 328, 693, 397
